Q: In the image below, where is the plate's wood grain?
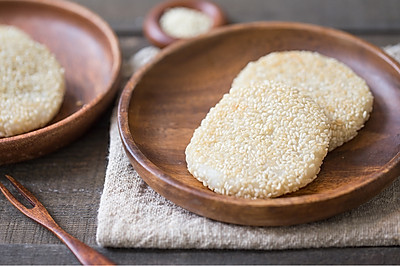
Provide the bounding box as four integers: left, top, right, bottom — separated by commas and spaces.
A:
119, 22, 400, 226
0, 0, 121, 165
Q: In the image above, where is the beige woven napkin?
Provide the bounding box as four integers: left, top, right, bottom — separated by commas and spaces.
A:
96, 45, 400, 249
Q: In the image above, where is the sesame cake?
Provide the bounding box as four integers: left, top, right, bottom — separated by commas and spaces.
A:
232, 51, 373, 151
0, 25, 65, 137
185, 81, 331, 199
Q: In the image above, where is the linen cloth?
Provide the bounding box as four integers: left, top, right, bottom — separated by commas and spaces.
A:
96, 45, 400, 249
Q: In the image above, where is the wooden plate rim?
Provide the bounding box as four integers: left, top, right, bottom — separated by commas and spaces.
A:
0, 0, 122, 144
119, 21, 400, 209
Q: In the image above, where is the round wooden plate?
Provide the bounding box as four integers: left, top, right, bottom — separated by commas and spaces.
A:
119, 22, 400, 226
0, 0, 121, 165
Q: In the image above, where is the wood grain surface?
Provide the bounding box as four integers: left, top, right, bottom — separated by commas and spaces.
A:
0, 0, 121, 165
0, 175, 115, 265
119, 21, 400, 226
71, 0, 400, 34
1, 0, 400, 264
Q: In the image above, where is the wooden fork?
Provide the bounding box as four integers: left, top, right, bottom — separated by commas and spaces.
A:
0, 175, 115, 265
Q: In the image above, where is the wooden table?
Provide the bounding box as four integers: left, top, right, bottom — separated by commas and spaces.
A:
1, 0, 400, 264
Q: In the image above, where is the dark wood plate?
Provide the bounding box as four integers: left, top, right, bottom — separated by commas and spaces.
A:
119, 22, 400, 226
0, 0, 121, 165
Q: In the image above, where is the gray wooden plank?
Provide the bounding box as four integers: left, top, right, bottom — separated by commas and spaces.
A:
0, 244, 400, 265
1, 33, 400, 243
1, 33, 400, 264
360, 34, 400, 47
71, 0, 400, 34
0, 97, 112, 245
0, 36, 148, 247
0, 110, 111, 246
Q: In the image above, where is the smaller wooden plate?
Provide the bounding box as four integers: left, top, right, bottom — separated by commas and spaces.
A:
119, 22, 400, 226
0, 0, 121, 165
143, 0, 226, 48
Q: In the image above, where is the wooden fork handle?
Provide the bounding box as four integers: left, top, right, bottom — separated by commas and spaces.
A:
0, 175, 114, 265
50, 225, 115, 265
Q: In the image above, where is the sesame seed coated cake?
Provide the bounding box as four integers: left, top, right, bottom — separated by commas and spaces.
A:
0, 25, 65, 137
185, 81, 331, 199
232, 51, 374, 151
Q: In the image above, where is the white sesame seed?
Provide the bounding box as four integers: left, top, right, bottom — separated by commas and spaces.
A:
0, 25, 65, 137
185, 81, 330, 199
160, 7, 213, 39
232, 51, 374, 151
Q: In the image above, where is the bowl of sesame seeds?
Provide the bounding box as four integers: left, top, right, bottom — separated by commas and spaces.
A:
143, 0, 226, 48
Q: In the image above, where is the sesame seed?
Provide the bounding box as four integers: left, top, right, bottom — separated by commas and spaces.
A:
185, 81, 330, 199
160, 7, 213, 39
232, 51, 374, 151
0, 25, 65, 137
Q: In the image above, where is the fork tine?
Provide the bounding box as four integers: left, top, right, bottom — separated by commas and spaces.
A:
0, 177, 32, 214
1, 175, 51, 223
4, 175, 38, 207
0, 175, 115, 265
